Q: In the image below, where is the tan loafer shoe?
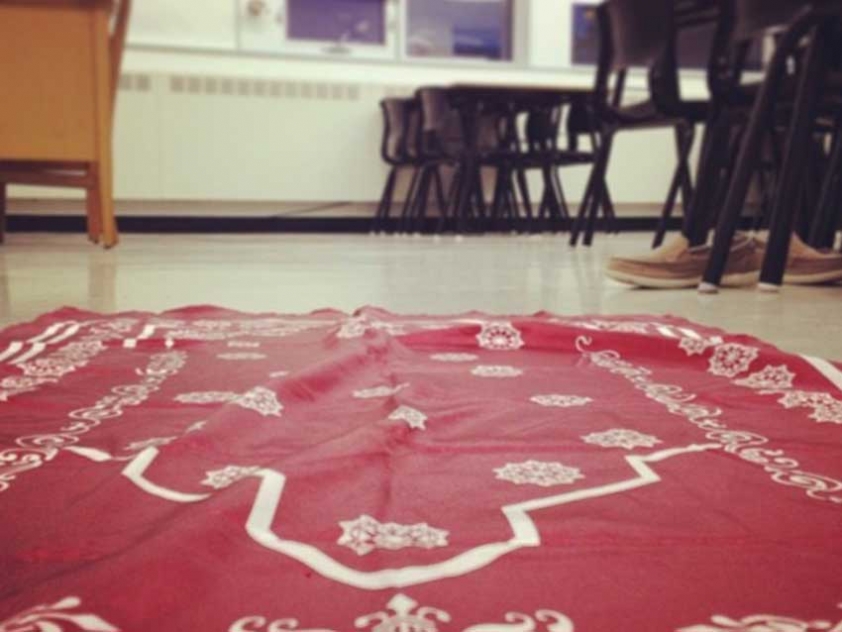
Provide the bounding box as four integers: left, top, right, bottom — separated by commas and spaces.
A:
605, 233, 762, 289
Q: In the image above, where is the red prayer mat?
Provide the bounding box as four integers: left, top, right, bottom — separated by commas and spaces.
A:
1, 307, 841, 632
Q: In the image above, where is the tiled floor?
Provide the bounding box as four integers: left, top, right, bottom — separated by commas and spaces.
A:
0, 232, 839, 360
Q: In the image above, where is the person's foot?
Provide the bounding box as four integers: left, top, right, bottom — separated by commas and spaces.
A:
780, 233, 842, 286
604, 233, 762, 289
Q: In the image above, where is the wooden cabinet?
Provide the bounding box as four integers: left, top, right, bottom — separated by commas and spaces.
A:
0, 0, 131, 247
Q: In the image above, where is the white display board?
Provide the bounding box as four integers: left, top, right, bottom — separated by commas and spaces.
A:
128, 0, 239, 51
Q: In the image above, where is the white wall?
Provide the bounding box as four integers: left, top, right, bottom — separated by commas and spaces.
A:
10, 0, 708, 212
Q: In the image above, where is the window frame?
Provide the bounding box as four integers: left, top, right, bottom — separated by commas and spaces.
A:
398, 0, 528, 66
239, 0, 399, 61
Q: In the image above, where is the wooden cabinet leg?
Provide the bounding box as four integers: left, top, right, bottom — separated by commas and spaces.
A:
96, 159, 118, 249
85, 173, 103, 245
0, 183, 6, 244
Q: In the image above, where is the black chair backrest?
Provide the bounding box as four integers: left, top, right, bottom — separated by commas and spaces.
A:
379, 98, 412, 165
593, 0, 682, 120
604, 0, 675, 72
733, 0, 809, 41
526, 106, 562, 152
416, 87, 465, 158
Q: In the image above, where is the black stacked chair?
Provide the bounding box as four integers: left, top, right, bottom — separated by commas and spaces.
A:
414, 87, 477, 234
700, 0, 842, 290
571, 0, 720, 248
507, 97, 605, 233
373, 98, 416, 233
374, 96, 449, 234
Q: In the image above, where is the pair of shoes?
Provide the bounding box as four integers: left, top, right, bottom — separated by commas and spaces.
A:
774, 233, 842, 286
604, 233, 762, 289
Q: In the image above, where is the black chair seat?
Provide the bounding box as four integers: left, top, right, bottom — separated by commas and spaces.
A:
608, 99, 710, 128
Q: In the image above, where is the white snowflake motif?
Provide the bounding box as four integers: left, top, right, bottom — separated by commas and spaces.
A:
236, 387, 284, 418
19, 358, 77, 378
175, 391, 239, 405
733, 364, 796, 390
353, 384, 409, 399
1, 376, 51, 390
471, 365, 523, 378
57, 340, 107, 360
494, 460, 584, 487
581, 429, 663, 450
201, 465, 260, 490
810, 401, 842, 425
707, 343, 759, 378
477, 322, 524, 351
227, 341, 260, 348
337, 515, 449, 556
125, 437, 176, 452
583, 319, 651, 334
430, 353, 479, 363
388, 406, 427, 430
530, 394, 593, 408
777, 390, 836, 409
679, 336, 721, 356
217, 353, 267, 361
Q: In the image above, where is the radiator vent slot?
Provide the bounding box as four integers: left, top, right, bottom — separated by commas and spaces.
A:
119, 73, 152, 93
168, 75, 363, 102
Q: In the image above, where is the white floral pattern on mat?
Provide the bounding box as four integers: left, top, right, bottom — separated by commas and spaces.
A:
579, 337, 842, 504
354, 384, 408, 399
494, 460, 584, 487
471, 365, 523, 378
125, 437, 177, 452
582, 429, 662, 451
677, 606, 842, 632
777, 391, 842, 425
707, 343, 759, 378
337, 515, 449, 556
1, 320, 129, 402
0, 596, 120, 632
0, 351, 184, 494
229, 594, 575, 632
228, 341, 261, 349
236, 387, 284, 417
202, 466, 260, 490
733, 365, 796, 390
574, 319, 651, 334
217, 353, 267, 361
19, 358, 80, 378
530, 394, 593, 408
175, 387, 283, 418
477, 322, 524, 351
430, 353, 479, 363
388, 406, 427, 430
175, 391, 239, 405
679, 336, 722, 356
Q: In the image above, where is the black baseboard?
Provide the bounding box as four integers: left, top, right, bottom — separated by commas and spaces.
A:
5, 215, 755, 235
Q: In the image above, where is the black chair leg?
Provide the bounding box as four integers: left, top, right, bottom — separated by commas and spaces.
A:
399, 168, 422, 234
515, 166, 533, 224
653, 126, 696, 248
809, 118, 842, 249
433, 167, 448, 217
411, 167, 433, 234
374, 167, 398, 233
701, 19, 820, 290
759, 24, 830, 289
583, 134, 614, 246
438, 165, 462, 234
